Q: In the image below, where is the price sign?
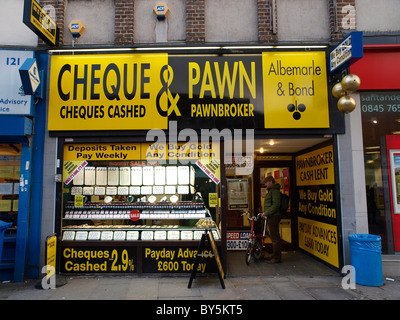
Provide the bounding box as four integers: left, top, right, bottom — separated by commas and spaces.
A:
61, 246, 137, 273
130, 209, 140, 221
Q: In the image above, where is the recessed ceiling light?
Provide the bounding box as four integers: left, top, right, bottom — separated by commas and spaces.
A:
365, 146, 380, 150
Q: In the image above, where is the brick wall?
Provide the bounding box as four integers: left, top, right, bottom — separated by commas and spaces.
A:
186, 0, 205, 43
37, 0, 355, 47
330, 0, 356, 42
115, 0, 134, 44
38, 0, 135, 46
257, 0, 277, 43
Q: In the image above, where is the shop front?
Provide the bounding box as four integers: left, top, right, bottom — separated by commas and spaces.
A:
0, 49, 47, 281
351, 44, 400, 255
47, 47, 346, 275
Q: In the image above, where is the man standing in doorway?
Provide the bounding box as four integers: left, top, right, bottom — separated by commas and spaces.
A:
263, 176, 282, 263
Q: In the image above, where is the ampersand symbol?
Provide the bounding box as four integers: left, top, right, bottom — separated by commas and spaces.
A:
277, 82, 285, 96
156, 65, 181, 117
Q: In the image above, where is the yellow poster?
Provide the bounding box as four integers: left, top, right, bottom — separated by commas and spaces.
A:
63, 160, 87, 185
262, 52, 329, 128
298, 217, 339, 268
64, 143, 141, 161
209, 193, 218, 207
49, 54, 168, 131
142, 141, 221, 183
295, 145, 335, 186
141, 141, 219, 162
46, 234, 57, 270
0, 200, 12, 212
74, 195, 84, 207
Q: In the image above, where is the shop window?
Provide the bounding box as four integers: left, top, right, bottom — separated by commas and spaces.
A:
0, 144, 21, 232
361, 91, 400, 253
61, 142, 219, 243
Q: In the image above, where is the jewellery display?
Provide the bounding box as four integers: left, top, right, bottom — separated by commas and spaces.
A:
62, 163, 220, 242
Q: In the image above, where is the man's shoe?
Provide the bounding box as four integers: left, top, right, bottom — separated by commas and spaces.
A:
266, 258, 281, 264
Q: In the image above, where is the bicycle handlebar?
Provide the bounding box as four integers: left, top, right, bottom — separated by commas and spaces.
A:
242, 211, 264, 221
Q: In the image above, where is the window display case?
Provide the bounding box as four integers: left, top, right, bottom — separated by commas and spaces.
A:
59, 142, 222, 274
62, 162, 219, 241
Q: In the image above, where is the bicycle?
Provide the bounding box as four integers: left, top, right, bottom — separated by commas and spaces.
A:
243, 211, 268, 265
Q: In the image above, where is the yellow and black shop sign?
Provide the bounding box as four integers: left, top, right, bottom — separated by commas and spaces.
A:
49, 54, 169, 131
23, 0, 59, 46
295, 144, 340, 269
295, 145, 335, 186
262, 52, 329, 128
298, 217, 339, 268
48, 52, 332, 131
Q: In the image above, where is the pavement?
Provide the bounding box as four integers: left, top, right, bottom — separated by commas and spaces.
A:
1, 251, 400, 302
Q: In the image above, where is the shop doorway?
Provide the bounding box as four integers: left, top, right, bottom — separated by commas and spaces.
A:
253, 159, 296, 251
225, 137, 331, 254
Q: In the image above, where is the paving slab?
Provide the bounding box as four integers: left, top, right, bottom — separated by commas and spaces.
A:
267, 280, 315, 300
1, 251, 400, 302
126, 277, 159, 299
159, 277, 202, 299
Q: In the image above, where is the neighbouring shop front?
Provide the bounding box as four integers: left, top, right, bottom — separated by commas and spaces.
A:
351, 44, 400, 254
47, 47, 348, 275
0, 49, 47, 282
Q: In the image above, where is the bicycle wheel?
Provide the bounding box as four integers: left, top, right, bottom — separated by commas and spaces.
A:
245, 241, 252, 265
253, 239, 263, 262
